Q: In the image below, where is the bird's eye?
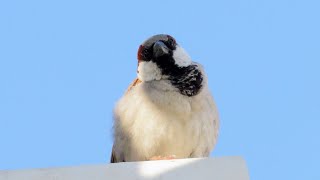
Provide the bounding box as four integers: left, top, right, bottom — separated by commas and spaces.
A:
165, 37, 176, 50
168, 38, 175, 46
142, 48, 152, 60
138, 45, 152, 61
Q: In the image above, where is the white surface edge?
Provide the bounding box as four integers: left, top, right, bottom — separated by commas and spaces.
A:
0, 156, 250, 180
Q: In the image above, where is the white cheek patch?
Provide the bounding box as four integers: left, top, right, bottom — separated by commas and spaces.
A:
138, 61, 162, 81
173, 46, 192, 67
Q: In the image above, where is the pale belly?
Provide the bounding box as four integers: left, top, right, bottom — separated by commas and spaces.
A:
113, 81, 218, 162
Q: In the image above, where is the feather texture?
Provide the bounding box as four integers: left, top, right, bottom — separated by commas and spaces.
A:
111, 65, 219, 163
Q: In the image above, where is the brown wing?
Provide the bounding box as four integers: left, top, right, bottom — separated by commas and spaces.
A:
126, 78, 142, 93
110, 78, 142, 163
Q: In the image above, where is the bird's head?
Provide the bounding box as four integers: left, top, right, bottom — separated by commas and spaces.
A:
137, 34, 192, 82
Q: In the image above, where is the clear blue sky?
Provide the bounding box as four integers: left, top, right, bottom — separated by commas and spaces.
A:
0, 0, 319, 179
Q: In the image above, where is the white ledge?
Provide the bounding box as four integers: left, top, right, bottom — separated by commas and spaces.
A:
0, 156, 249, 180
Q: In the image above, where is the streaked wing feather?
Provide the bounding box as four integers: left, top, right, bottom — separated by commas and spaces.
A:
126, 78, 142, 93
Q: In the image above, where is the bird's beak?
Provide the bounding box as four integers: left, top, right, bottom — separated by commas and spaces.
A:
153, 41, 169, 58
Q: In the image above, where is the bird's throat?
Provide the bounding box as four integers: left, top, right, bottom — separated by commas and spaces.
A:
168, 65, 203, 97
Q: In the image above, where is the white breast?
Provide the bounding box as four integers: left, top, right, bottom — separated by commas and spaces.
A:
113, 79, 219, 162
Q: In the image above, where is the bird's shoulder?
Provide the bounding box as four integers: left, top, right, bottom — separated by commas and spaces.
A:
126, 78, 142, 93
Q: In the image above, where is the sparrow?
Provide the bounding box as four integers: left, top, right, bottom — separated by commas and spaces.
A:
110, 34, 219, 163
